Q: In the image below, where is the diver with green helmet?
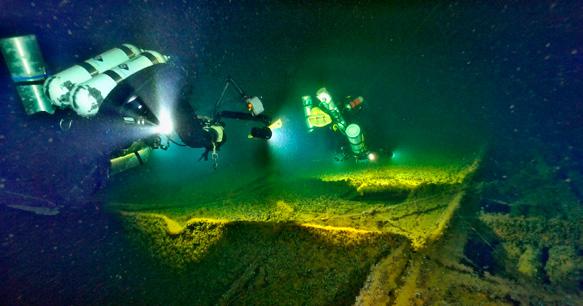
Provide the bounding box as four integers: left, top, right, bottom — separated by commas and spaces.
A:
303, 87, 375, 162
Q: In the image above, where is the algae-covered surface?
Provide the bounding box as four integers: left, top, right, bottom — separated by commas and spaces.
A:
107, 156, 480, 251
123, 215, 406, 305
104, 157, 475, 305
101, 148, 582, 305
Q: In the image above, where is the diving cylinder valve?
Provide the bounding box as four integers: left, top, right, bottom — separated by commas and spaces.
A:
345, 123, 367, 157
44, 44, 141, 108
302, 95, 314, 131
70, 50, 168, 117
0, 35, 54, 114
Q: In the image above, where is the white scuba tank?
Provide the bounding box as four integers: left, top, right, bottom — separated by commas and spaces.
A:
43, 44, 142, 107
346, 123, 367, 156
69, 50, 168, 117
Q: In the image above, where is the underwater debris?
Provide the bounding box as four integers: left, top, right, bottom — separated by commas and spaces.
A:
111, 158, 482, 254
121, 212, 228, 268
545, 245, 583, 290
355, 244, 410, 306
115, 162, 490, 303
274, 200, 295, 219
115, 153, 583, 304
120, 212, 406, 305
517, 245, 543, 279
2, 190, 62, 215
479, 214, 581, 248
320, 158, 481, 194
5, 204, 60, 216
107, 148, 583, 304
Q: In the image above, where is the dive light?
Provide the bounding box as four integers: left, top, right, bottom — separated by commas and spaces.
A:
249, 126, 272, 140
120, 95, 159, 127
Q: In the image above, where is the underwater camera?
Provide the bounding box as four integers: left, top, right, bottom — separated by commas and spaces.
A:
245, 96, 265, 116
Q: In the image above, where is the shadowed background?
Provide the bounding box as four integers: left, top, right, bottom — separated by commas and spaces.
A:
0, 1, 582, 304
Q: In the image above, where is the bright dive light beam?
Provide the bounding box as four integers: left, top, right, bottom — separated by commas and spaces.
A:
269, 118, 283, 130
267, 119, 288, 148
268, 127, 283, 146
154, 108, 174, 135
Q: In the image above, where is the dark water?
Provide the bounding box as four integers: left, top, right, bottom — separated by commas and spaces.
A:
1, 1, 582, 304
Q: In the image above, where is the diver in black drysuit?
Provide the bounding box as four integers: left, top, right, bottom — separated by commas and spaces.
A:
172, 89, 226, 160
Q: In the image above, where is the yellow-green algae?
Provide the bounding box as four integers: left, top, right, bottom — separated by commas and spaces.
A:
110, 151, 582, 304
355, 202, 579, 306
121, 212, 407, 305
113, 158, 480, 252
320, 158, 480, 194
111, 157, 486, 304
479, 213, 583, 290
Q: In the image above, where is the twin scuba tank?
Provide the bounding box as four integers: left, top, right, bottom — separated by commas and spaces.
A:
0, 34, 168, 117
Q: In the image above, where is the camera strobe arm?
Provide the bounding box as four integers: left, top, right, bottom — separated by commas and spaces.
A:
217, 110, 272, 126
213, 77, 265, 117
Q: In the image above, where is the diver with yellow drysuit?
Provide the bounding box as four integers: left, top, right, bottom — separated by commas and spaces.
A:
302, 87, 376, 162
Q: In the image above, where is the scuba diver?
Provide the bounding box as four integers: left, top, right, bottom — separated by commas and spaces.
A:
1, 34, 271, 164
302, 87, 376, 162
0, 34, 274, 211
170, 76, 273, 167
172, 91, 226, 163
